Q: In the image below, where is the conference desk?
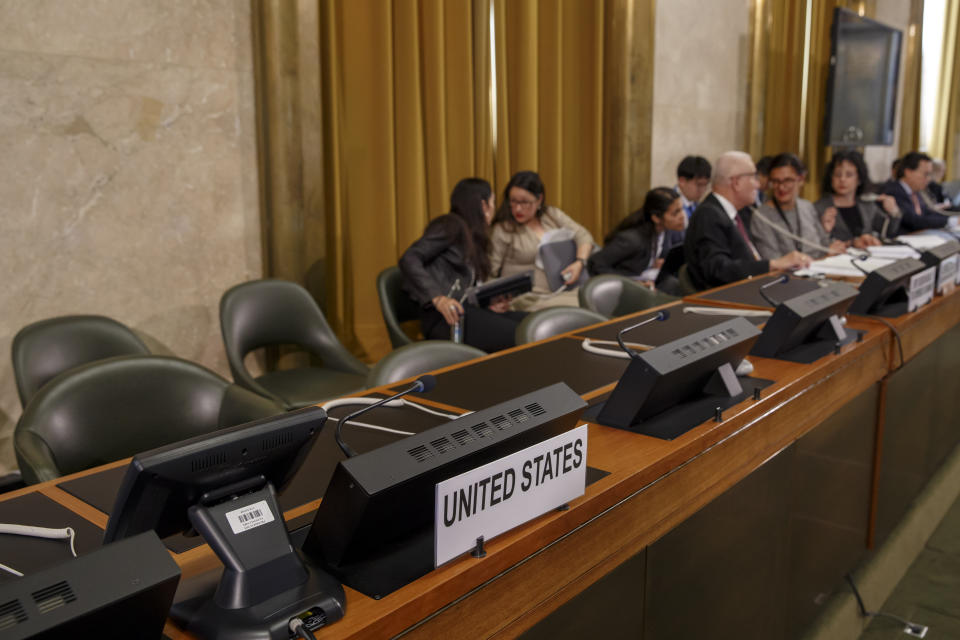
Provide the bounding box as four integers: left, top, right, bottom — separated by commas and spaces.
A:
2, 272, 958, 639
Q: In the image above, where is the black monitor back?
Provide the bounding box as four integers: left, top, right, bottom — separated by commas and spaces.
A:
303, 383, 586, 598
848, 257, 925, 316
919, 240, 960, 269
596, 317, 760, 430
751, 280, 859, 359
0, 532, 179, 639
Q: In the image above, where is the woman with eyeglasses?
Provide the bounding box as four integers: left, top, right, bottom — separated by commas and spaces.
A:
488, 171, 594, 311
814, 150, 902, 248
749, 153, 846, 260
399, 177, 527, 352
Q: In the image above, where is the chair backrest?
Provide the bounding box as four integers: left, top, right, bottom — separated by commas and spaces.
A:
12, 315, 150, 408
579, 274, 676, 318
377, 266, 421, 348
219, 279, 368, 392
515, 307, 607, 345
366, 341, 485, 387
14, 356, 282, 484
677, 264, 700, 294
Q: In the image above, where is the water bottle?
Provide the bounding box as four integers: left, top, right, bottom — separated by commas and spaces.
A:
450, 315, 463, 343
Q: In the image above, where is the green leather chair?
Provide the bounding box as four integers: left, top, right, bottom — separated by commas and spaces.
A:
578, 274, 677, 318
220, 279, 369, 409
12, 315, 150, 409
377, 266, 422, 348
366, 341, 485, 387
677, 264, 700, 295
514, 307, 607, 345
14, 355, 282, 484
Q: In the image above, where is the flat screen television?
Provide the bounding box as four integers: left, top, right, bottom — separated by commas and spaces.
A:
824, 8, 902, 146
103, 406, 345, 640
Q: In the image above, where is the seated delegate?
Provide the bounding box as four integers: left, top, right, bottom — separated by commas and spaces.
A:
814, 150, 901, 247
399, 178, 526, 353
587, 186, 685, 284
685, 150, 810, 290
749, 153, 843, 260
488, 171, 595, 311
882, 151, 950, 231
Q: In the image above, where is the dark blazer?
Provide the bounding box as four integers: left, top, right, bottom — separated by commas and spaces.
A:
399, 215, 475, 307
882, 180, 949, 231
684, 193, 770, 290
588, 226, 684, 277
813, 196, 902, 242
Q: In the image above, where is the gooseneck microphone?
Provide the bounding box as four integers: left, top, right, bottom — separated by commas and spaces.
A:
758, 274, 790, 307
617, 310, 670, 359
849, 253, 871, 276
334, 375, 436, 458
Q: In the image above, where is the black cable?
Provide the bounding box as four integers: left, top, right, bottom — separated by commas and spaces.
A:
844, 573, 926, 634
289, 617, 318, 640
850, 313, 905, 370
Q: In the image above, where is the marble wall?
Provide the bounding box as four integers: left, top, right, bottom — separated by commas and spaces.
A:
650, 0, 752, 188
0, 0, 261, 474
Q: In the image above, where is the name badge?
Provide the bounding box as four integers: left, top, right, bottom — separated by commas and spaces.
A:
908, 266, 937, 311
434, 424, 588, 567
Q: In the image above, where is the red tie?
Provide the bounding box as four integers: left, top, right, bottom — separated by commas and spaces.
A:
734, 214, 760, 260
911, 192, 922, 216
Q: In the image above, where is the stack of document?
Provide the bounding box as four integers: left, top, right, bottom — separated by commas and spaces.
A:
865, 245, 920, 260
894, 234, 948, 250
794, 254, 895, 278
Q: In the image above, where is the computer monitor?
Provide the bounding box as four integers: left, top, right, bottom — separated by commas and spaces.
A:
591, 317, 761, 438
103, 406, 345, 640
848, 257, 926, 317
303, 383, 586, 599
750, 280, 861, 363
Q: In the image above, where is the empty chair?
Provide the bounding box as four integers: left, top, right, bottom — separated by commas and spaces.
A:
12, 315, 151, 409
578, 274, 677, 318
366, 341, 485, 387
220, 279, 369, 409
515, 307, 607, 345
377, 266, 422, 348
14, 355, 282, 484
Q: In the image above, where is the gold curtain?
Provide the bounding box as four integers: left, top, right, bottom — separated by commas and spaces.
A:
749, 0, 875, 200
317, 0, 492, 360
932, 0, 960, 179
254, 0, 654, 362
899, 0, 925, 157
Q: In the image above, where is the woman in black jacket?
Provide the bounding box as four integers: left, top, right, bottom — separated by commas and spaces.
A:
399, 178, 526, 352
587, 187, 685, 282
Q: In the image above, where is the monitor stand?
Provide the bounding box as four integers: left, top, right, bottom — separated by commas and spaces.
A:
170, 480, 345, 640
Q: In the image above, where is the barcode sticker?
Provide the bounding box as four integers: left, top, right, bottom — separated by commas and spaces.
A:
225, 500, 275, 534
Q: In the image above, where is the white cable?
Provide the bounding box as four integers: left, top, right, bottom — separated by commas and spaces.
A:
0, 524, 78, 577
0, 563, 23, 577
581, 338, 638, 359
682, 306, 772, 318
320, 396, 463, 438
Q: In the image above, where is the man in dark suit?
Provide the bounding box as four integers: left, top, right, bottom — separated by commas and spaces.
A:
882, 152, 949, 231
685, 151, 811, 290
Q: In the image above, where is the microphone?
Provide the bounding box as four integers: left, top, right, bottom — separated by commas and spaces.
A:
758, 275, 789, 307
616, 310, 669, 359
335, 375, 436, 458
849, 253, 871, 276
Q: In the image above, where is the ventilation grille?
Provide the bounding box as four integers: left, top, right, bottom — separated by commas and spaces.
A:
430, 436, 455, 454
0, 600, 27, 631
32, 581, 76, 615
406, 402, 549, 463
191, 452, 227, 473
451, 429, 474, 446
261, 432, 293, 451
525, 402, 546, 416
408, 444, 433, 462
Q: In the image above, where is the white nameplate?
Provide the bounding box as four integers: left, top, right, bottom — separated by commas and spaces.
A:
907, 266, 937, 311
434, 424, 588, 567
225, 499, 275, 534
937, 254, 958, 295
